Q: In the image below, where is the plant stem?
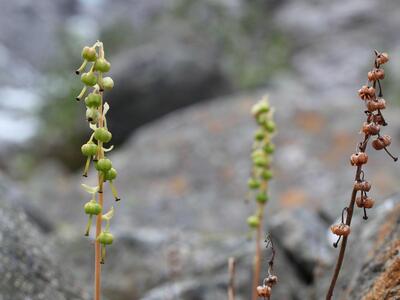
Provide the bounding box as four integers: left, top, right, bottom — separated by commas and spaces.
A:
94, 90, 104, 300
228, 257, 236, 300
252, 202, 264, 300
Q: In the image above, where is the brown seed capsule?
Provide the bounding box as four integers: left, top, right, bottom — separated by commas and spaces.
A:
257, 285, 271, 297
367, 98, 386, 112
331, 224, 351, 237
350, 152, 368, 166
356, 196, 375, 208
372, 135, 391, 150
367, 113, 385, 125
358, 85, 376, 100
376, 52, 389, 65
362, 122, 380, 135
265, 275, 278, 286
354, 181, 371, 192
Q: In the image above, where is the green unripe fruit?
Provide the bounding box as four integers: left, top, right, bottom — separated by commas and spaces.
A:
102, 77, 114, 90
247, 215, 260, 228
264, 120, 276, 133
261, 170, 273, 181
85, 93, 101, 108
84, 201, 102, 215
254, 130, 265, 141
94, 128, 112, 143
251, 100, 270, 116
263, 143, 275, 154
94, 58, 111, 73
256, 192, 268, 204
81, 46, 97, 61
96, 158, 112, 172
253, 156, 269, 167
98, 231, 114, 245
81, 72, 97, 86
247, 178, 260, 189
86, 108, 100, 124
81, 142, 98, 156
104, 168, 117, 181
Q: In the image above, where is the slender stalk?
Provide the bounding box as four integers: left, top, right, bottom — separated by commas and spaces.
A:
228, 257, 236, 300
252, 202, 264, 300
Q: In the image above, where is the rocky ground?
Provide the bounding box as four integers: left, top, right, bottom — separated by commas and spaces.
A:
1, 0, 400, 299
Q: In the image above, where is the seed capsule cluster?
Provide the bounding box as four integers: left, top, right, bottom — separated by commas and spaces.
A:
330, 51, 397, 247
247, 97, 276, 229
75, 41, 120, 264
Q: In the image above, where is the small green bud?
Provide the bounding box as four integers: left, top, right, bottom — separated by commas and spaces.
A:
102, 77, 114, 90
96, 158, 112, 172
254, 129, 265, 141
81, 142, 98, 157
81, 72, 97, 86
247, 178, 260, 189
247, 215, 260, 228
86, 108, 100, 124
98, 231, 114, 245
251, 99, 270, 116
261, 170, 273, 181
264, 120, 276, 133
94, 58, 111, 73
263, 143, 275, 154
84, 201, 102, 215
85, 93, 102, 108
81, 46, 97, 61
94, 128, 112, 143
104, 168, 117, 181
253, 156, 270, 167
256, 192, 268, 204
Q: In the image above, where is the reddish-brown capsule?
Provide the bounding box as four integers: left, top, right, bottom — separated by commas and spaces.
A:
257, 285, 271, 297
354, 181, 371, 192
367, 113, 385, 125
358, 85, 376, 100
372, 135, 391, 150
350, 152, 368, 166
376, 52, 389, 65
367, 98, 386, 112
362, 122, 380, 135
356, 196, 375, 209
265, 275, 278, 286
331, 224, 351, 237
367, 69, 385, 81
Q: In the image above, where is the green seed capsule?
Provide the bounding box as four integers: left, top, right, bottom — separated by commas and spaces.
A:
94, 128, 112, 143
85, 93, 102, 108
102, 77, 114, 90
251, 100, 270, 116
81, 142, 98, 156
254, 129, 265, 141
81, 72, 97, 86
253, 156, 269, 167
86, 108, 100, 124
81, 46, 97, 61
247, 178, 260, 189
247, 215, 260, 228
256, 192, 268, 204
104, 168, 117, 181
84, 201, 102, 215
261, 170, 273, 181
263, 143, 275, 154
94, 58, 111, 73
98, 231, 114, 245
96, 158, 112, 172
264, 121, 276, 133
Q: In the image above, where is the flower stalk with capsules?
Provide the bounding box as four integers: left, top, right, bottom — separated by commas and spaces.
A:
75, 41, 120, 300
326, 50, 397, 300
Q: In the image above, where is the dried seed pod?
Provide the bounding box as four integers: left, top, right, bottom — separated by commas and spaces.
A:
372, 135, 391, 150
376, 52, 389, 65
265, 275, 278, 286
350, 152, 368, 166
356, 196, 375, 208
367, 98, 386, 112
358, 85, 376, 100
331, 224, 351, 237
362, 122, 380, 135
256, 285, 271, 297
353, 180, 371, 192
367, 69, 385, 81
367, 113, 385, 125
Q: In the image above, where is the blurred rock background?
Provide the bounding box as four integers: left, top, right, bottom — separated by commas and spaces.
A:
1, 0, 400, 299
